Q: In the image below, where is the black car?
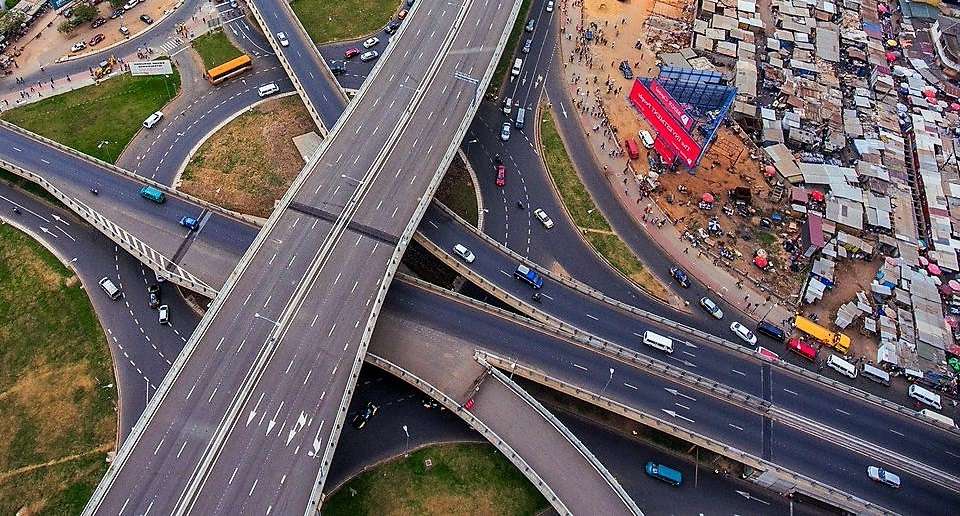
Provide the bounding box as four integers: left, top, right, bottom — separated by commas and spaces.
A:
91, 16, 107, 28
147, 283, 161, 309
350, 401, 378, 429
109, 9, 123, 19
329, 60, 346, 76
669, 267, 690, 288
384, 20, 401, 34
140, 14, 153, 24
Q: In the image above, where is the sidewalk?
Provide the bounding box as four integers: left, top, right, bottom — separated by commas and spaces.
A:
0, 1, 219, 113
553, 0, 793, 327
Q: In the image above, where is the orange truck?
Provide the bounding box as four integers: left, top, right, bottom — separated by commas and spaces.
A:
793, 316, 850, 354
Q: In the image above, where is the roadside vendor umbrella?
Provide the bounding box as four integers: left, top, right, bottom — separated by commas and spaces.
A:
949, 279, 960, 292
886, 39, 898, 48
920, 256, 929, 266
701, 192, 715, 203
756, 248, 768, 258
878, 3, 889, 13
885, 51, 897, 63
951, 103, 960, 112
753, 255, 769, 268
764, 164, 777, 177
946, 315, 959, 329
809, 190, 825, 202
923, 87, 936, 97
928, 263, 943, 276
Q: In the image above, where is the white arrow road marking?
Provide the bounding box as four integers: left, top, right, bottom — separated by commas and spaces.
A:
51, 214, 70, 226
310, 420, 326, 457
661, 409, 695, 424
736, 490, 770, 505
286, 411, 308, 446
663, 387, 697, 402
38, 226, 58, 238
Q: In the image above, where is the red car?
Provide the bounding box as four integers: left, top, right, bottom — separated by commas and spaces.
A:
398, 8, 409, 19
88, 33, 105, 46
344, 47, 361, 59
495, 165, 506, 187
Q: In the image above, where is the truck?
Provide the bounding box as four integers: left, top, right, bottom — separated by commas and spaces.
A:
793, 315, 850, 354
514, 264, 543, 289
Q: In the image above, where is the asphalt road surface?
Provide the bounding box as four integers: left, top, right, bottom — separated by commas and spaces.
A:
86, 1, 520, 513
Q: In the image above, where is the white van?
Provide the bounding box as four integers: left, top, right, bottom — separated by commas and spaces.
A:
909, 384, 942, 410
861, 364, 891, 386
642, 330, 674, 354
919, 408, 956, 428
511, 58, 523, 80
98, 277, 121, 300
257, 83, 280, 97
503, 97, 512, 115
638, 130, 655, 149
142, 111, 164, 129
826, 354, 857, 379
515, 107, 526, 129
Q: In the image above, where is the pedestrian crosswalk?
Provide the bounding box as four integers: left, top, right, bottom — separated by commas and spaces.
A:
155, 38, 184, 56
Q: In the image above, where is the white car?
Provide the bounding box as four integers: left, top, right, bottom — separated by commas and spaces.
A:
546, 1, 554, 11
123, 0, 138, 9
142, 111, 164, 129
362, 36, 380, 48
867, 466, 901, 488
257, 83, 280, 97
158, 304, 170, 325
453, 243, 475, 263
71, 42, 86, 53
360, 50, 379, 62
699, 296, 723, 319
500, 122, 511, 141
533, 208, 554, 229
730, 321, 757, 345
276, 32, 289, 47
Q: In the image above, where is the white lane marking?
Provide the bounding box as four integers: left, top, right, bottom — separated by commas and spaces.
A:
731, 369, 746, 376
782, 388, 799, 396
729, 423, 744, 431
572, 363, 588, 371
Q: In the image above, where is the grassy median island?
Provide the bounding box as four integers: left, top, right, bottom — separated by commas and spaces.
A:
322, 443, 547, 515
1, 70, 181, 163
191, 29, 244, 70
435, 155, 479, 226
291, 0, 399, 45
0, 224, 117, 515
489, 0, 532, 95
180, 95, 317, 217
539, 106, 669, 301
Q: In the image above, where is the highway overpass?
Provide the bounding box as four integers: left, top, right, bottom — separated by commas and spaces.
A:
83, 0, 524, 513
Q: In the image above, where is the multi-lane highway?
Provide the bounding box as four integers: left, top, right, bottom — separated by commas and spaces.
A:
85, 1, 522, 513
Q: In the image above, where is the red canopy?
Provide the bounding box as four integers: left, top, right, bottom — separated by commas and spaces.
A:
878, 3, 889, 13
885, 52, 897, 62
753, 256, 769, 268
928, 263, 943, 276
949, 279, 960, 292
764, 164, 777, 177
951, 103, 960, 112
809, 190, 825, 202
701, 192, 715, 203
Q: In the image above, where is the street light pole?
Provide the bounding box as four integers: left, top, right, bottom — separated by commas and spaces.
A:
601, 367, 614, 395
402, 425, 410, 457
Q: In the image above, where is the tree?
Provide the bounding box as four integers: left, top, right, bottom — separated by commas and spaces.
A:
0, 10, 25, 37
58, 20, 75, 34
109, 0, 125, 9
71, 3, 99, 25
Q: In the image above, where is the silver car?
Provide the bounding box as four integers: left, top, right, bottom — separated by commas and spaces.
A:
453, 243, 475, 263
867, 466, 901, 488
699, 297, 723, 319
500, 122, 511, 141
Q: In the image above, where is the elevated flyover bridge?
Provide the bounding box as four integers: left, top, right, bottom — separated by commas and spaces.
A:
83, 0, 526, 514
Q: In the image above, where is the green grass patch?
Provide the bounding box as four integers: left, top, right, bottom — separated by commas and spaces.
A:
756, 231, 776, 246
540, 106, 668, 300
291, 0, 399, 45
435, 155, 479, 226
488, 0, 532, 95
4, 0, 18, 9
191, 29, 244, 70
1, 70, 180, 163
0, 224, 116, 515
322, 443, 547, 515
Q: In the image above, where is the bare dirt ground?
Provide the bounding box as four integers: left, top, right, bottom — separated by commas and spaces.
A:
804, 258, 883, 359
180, 95, 316, 217
7, 0, 180, 71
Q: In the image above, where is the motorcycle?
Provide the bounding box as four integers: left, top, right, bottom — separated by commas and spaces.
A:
90, 187, 99, 195
13, 207, 21, 214
516, 200, 525, 209
531, 292, 542, 303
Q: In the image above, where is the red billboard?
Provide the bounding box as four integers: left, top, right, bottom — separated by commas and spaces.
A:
653, 135, 676, 164
650, 79, 694, 130
629, 80, 701, 168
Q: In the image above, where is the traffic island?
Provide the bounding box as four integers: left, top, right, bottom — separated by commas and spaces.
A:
0, 70, 181, 163
291, 0, 403, 46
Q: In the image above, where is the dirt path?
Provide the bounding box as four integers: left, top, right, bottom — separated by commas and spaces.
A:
0, 443, 113, 484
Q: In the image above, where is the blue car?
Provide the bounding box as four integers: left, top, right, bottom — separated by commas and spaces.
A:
669, 266, 690, 288
179, 216, 200, 231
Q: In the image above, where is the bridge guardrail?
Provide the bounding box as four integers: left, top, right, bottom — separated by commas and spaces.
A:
405, 243, 960, 493
1, 159, 218, 298
426, 201, 960, 437
244, 0, 330, 134
478, 357, 642, 515
364, 352, 570, 515
476, 351, 894, 516
0, 120, 263, 228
